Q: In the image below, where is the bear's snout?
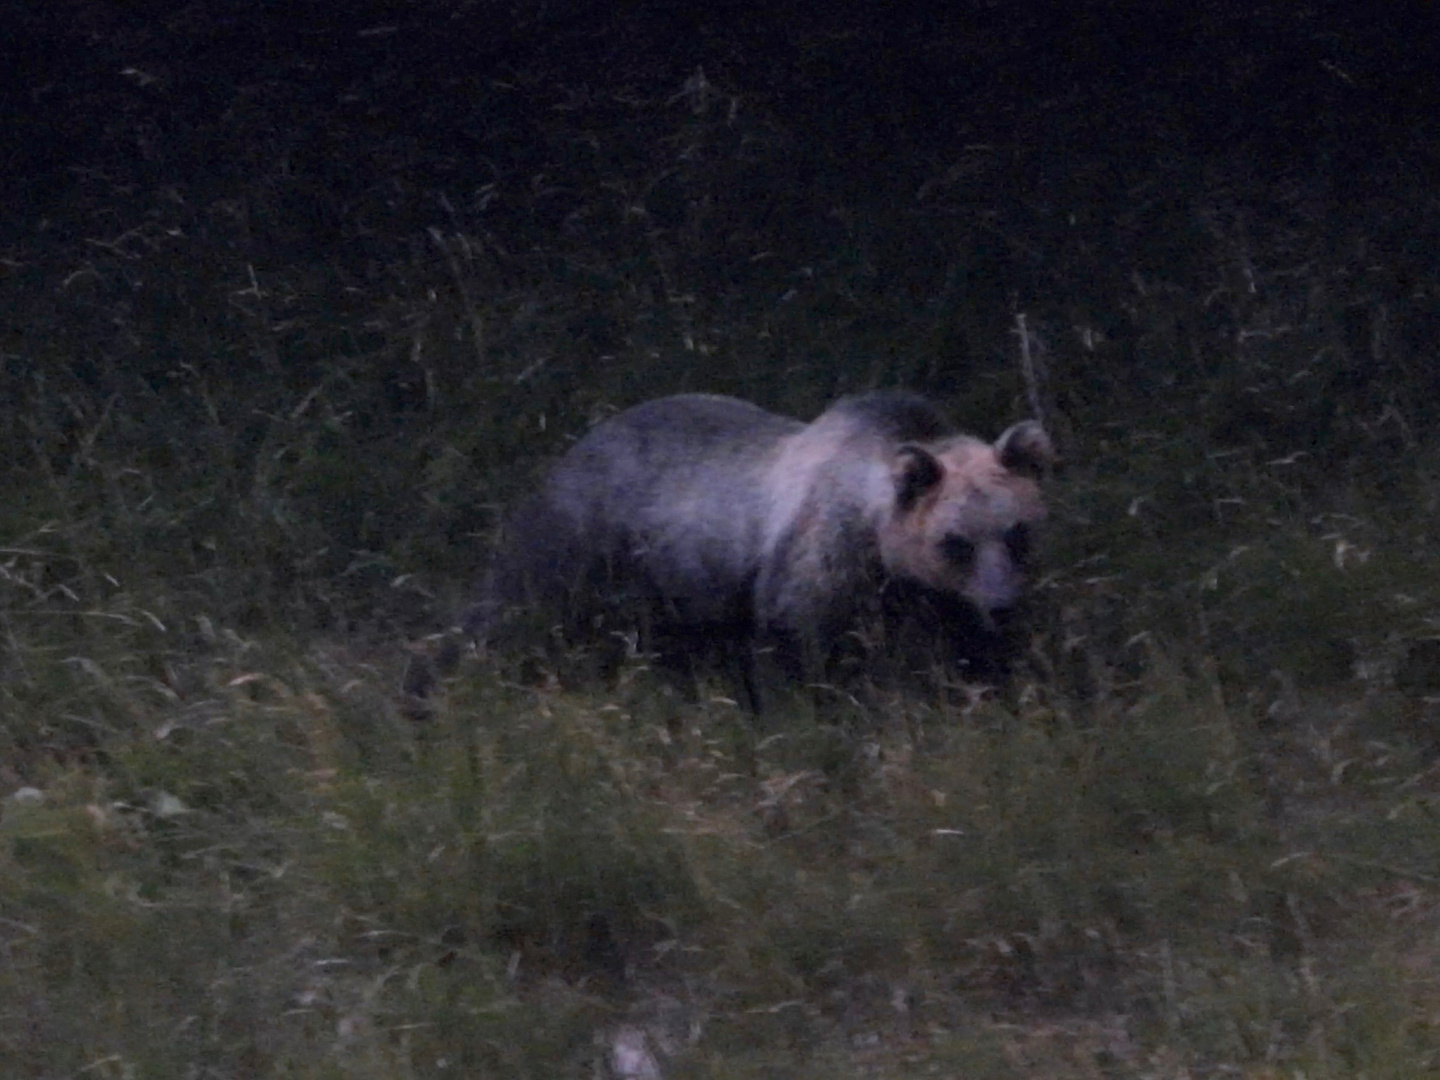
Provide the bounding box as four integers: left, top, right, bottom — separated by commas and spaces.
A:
966, 543, 1024, 612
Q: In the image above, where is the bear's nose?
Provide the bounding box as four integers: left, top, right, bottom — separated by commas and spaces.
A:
967, 544, 1022, 612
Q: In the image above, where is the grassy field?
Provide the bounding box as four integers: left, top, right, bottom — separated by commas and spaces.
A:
3, 2, 1439, 1076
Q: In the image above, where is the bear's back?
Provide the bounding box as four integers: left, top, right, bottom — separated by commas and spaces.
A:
810, 391, 949, 444
523, 395, 799, 623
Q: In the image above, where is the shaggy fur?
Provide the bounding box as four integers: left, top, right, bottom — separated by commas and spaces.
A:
462, 391, 1053, 701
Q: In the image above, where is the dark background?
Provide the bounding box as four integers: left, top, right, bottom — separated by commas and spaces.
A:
6, 5, 1440, 1076
1, 0, 1437, 646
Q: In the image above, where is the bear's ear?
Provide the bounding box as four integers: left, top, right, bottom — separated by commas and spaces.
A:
893, 445, 944, 511
994, 421, 1057, 479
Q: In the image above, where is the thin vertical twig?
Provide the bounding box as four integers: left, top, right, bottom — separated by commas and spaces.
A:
1012, 310, 1046, 425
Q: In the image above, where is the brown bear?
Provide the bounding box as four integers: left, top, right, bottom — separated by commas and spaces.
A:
450, 390, 1054, 706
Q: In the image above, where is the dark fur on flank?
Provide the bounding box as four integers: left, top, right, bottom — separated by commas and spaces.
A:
420, 391, 1053, 708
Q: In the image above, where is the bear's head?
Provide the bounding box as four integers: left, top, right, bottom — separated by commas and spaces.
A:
877, 420, 1055, 615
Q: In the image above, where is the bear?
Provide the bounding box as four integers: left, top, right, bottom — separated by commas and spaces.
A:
433, 390, 1054, 708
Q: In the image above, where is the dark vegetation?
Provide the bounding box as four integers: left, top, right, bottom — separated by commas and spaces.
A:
3, 1, 1439, 1075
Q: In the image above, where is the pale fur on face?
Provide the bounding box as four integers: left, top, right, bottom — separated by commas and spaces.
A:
876, 436, 1047, 613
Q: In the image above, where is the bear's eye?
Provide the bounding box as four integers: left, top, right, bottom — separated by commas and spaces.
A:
941, 535, 976, 568
1004, 523, 1032, 563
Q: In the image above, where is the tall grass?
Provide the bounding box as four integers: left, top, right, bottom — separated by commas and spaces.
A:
3, 2, 1439, 1076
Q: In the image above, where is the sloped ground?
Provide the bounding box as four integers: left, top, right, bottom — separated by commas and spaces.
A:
3, 2, 1439, 1076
